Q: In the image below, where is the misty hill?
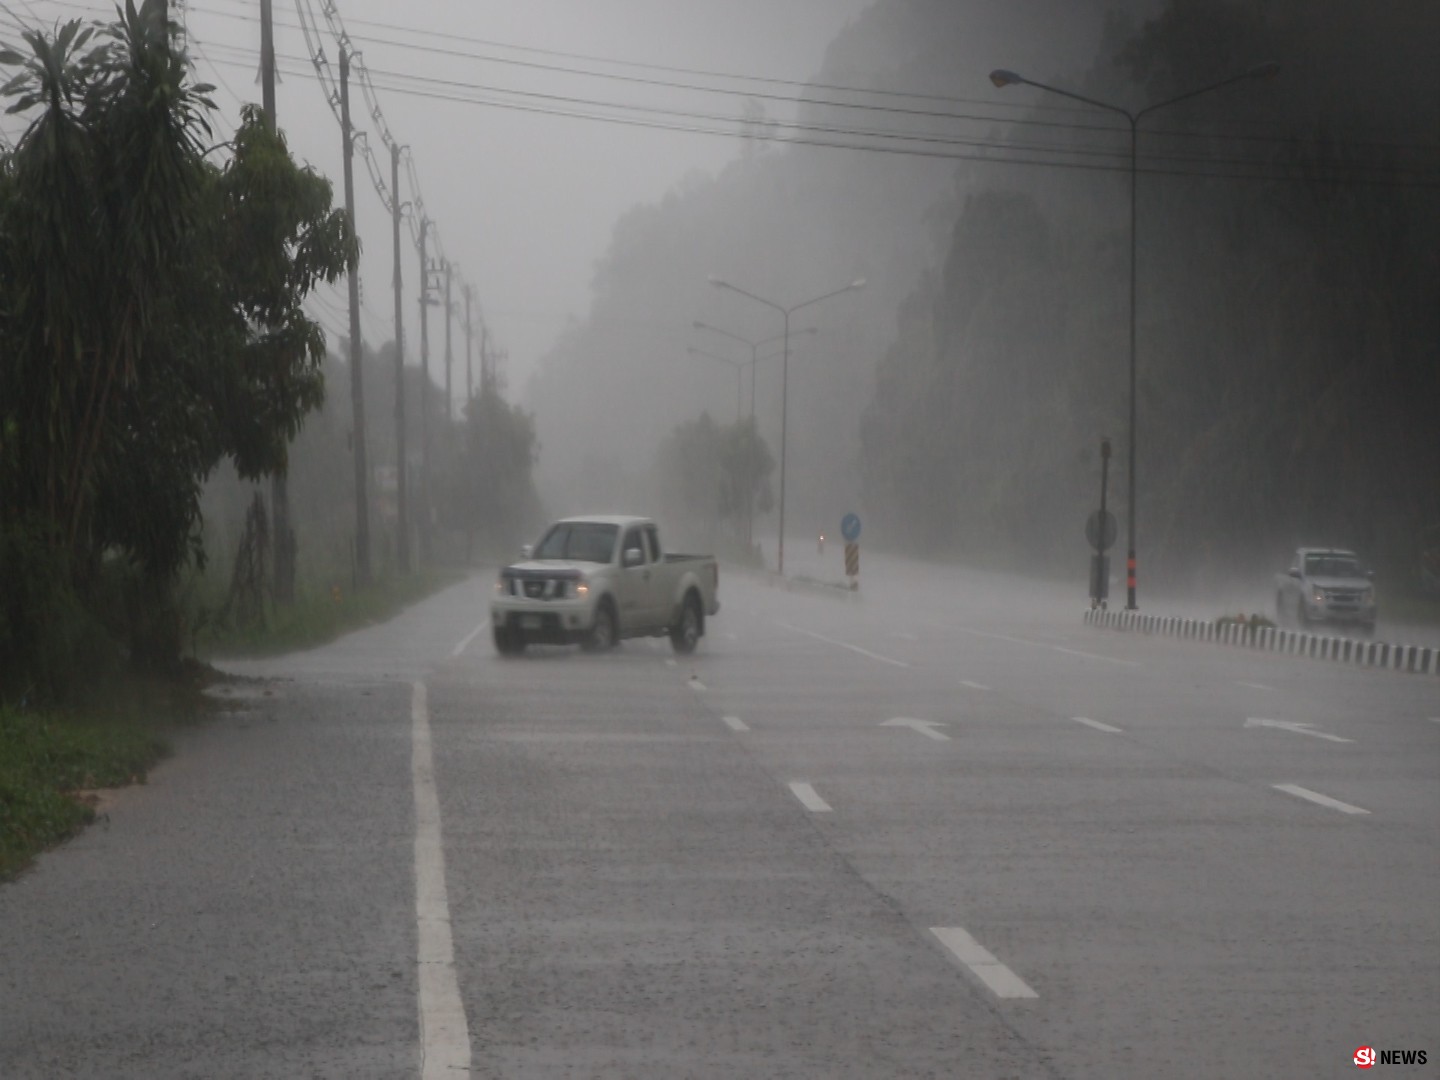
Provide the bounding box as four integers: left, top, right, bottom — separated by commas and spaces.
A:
523, 0, 1439, 597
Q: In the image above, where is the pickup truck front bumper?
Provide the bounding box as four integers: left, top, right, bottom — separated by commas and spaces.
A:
491, 597, 597, 644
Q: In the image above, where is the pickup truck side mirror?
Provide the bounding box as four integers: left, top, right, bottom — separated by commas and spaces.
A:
1288, 568, 1301, 579
521, 543, 533, 559
622, 547, 644, 568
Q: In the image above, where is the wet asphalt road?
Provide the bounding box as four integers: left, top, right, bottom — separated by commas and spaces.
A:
2, 555, 1437, 1078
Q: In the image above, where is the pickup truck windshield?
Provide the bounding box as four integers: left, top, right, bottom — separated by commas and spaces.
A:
1304, 554, 1361, 577
534, 522, 618, 563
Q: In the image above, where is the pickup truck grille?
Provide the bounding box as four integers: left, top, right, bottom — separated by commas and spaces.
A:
501, 571, 578, 600
1324, 588, 1363, 601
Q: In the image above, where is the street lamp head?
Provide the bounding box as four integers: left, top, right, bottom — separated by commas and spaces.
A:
989, 69, 1024, 89
1248, 60, 1280, 81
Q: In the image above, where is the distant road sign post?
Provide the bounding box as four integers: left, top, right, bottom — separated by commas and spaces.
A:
844, 542, 859, 588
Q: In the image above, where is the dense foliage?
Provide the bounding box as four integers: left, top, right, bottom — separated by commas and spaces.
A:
0, 0, 353, 694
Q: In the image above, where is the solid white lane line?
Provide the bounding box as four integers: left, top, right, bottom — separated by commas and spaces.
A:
1273, 783, 1370, 816
889, 631, 919, 641
776, 621, 910, 668
930, 927, 1038, 999
723, 716, 749, 732
451, 622, 486, 658
955, 627, 1139, 667
788, 781, 832, 813
1238, 681, 1274, 691
410, 682, 472, 1078
959, 680, 990, 691
1071, 716, 1124, 734
1430, 717, 1440, 725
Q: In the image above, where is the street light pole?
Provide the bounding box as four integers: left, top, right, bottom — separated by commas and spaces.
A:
692, 322, 819, 557
707, 278, 865, 575
989, 62, 1277, 610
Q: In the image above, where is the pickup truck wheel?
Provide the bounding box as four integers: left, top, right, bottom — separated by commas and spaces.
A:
582, 600, 617, 652
494, 627, 526, 656
670, 594, 701, 655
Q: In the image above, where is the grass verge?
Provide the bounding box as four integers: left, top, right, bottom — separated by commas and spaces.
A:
0, 685, 179, 880
198, 567, 464, 657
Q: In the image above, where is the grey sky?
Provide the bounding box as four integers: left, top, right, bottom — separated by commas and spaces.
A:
4, 0, 874, 395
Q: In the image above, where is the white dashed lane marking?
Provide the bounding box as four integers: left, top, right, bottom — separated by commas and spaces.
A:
687, 677, 707, 693
959, 680, 990, 691
777, 621, 911, 668
1238, 681, 1274, 691
723, 716, 749, 732
1245, 717, 1353, 743
788, 781, 833, 813
881, 717, 950, 741
1273, 784, 1370, 816
451, 622, 486, 658
930, 927, 1038, 999
955, 627, 1139, 668
1071, 716, 1124, 734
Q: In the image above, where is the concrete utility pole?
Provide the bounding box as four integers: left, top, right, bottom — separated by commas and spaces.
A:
463, 283, 474, 406
417, 217, 431, 564
340, 48, 371, 586
260, 0, 295, 603
390, 142, 409, 574
443, 259, 453, 425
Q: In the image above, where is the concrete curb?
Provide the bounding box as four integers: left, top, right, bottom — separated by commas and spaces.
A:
1082, 607, 1439, 676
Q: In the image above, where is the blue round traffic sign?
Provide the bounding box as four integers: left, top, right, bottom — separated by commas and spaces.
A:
841, 513, 862, 543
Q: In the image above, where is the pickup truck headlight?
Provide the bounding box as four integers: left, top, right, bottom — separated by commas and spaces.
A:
575, 582, 589, 597
494, 575, 508, 595
1312, 587, 1325, 603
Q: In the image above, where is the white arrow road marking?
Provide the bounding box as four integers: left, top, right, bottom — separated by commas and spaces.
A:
777, 621, 910, 668
1072, 717, 1124, 734
1245, 717, 1353, 743
451, 622, 486, 658
1273, 784, 1370, 815
959, 680, 990, 691
411, 683, 472, 1078
723, 716, 749, 732
930, 927, 1038, 999
788, 781, 833, 813
882, 717, 950, 741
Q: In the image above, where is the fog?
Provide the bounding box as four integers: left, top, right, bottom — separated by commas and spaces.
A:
11, 0, 1434, 625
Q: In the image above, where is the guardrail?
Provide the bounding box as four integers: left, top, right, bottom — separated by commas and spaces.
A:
1083, 607, 1439, 676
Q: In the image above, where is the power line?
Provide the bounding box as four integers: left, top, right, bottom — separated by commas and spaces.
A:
187, 0, 1439, 156
197, 48, 1440, 188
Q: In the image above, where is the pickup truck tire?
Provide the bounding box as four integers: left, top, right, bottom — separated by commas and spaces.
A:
669, 592, 702, 655
493, 627, 526, 656
582, 598, 618, 652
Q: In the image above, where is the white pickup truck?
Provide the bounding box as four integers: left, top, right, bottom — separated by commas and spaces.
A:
491, 515, 720, 656
1275, 547, 1377, 632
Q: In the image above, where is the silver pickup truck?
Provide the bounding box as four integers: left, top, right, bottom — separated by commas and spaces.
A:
1275, 547, 1377, 632
491, 515, 720, 656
